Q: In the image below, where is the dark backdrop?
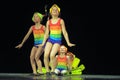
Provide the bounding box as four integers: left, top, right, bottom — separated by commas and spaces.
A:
0, 0, 119, 75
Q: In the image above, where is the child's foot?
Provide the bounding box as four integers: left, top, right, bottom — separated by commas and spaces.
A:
46, 72, 51, 76
38, 73, 44, 75
57, 73, 63, 76
30, 73, 38, 76
51, 72, 55, 75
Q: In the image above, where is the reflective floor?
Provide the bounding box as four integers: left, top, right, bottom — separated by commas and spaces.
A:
0, 73, 120, 80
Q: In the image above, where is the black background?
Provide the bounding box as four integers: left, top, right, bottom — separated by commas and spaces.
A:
0, 0, 119, 75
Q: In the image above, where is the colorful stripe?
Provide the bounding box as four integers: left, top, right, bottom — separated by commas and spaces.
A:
49, 19, 62, 42
32, 26, 44, 45
56, 56, 68, 70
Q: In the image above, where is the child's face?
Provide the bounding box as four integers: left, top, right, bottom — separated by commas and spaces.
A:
33, 13, 41, 23
60, 46, 67, 54
51, 7, 59, 16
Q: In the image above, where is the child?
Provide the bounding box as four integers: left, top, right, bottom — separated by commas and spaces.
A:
15, 12, 45, 76
40, 4, 75, 75
54, 45, 72, 76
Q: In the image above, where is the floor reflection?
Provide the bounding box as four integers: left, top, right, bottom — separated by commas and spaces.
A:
0, 73, 120, 80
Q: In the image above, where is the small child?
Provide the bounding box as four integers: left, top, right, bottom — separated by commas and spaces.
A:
15, 12, 45, 76
54, 45, 72, 76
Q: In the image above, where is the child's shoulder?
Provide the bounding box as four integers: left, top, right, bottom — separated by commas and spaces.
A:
31, 25, 35, 27
30, 25, 35, 29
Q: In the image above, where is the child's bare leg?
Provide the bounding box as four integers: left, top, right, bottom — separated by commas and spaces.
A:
30, 47, 37, 74
44, 42, 52, 72
50, 44, 60, 72
61, 70, 67, 75
54, 69, 60, 74
35, 46, 43, 73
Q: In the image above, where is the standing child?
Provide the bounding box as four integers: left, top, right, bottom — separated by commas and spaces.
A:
15, 12, 45, 76
40, 4, 75, 75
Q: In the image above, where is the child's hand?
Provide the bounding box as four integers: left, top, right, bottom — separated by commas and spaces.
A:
15, 44, 23, 49
68, 43, 76, 47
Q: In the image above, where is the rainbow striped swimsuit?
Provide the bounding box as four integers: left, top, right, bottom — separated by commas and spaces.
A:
48, 18, 62, 44
32, 25, 44, 46
56, 55, 68, 71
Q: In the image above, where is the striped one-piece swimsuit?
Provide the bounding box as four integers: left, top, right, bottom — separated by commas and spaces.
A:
32, 25, 44, 47
48, 18, 62, 44
56, 55, 68, 71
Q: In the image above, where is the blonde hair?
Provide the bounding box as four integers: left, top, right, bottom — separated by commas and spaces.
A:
49, 4, 60, 14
